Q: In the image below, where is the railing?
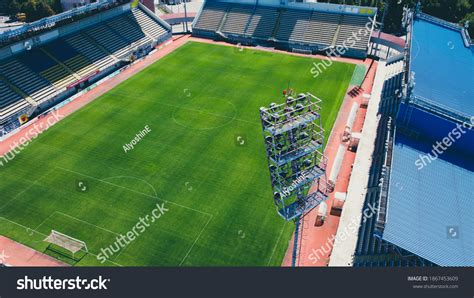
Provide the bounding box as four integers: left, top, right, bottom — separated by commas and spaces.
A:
138, 2, 172, 31
0, 0, 118, 42
374, 117, 393, 235
411, 94, 472, 124
417, 12, 473, 48
461, 29, 474, 47
385, 53, 404, 65
417, 12, 462, 32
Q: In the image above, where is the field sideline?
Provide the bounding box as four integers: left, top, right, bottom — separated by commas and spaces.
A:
0, 41, 355, 266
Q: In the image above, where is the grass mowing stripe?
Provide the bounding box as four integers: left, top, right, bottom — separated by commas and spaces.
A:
0, 41, 354, 266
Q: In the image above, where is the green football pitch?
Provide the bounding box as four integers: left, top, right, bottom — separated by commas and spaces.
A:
0, 41, 354, 266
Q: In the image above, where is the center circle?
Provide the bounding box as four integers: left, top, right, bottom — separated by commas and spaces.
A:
172, 97, 237, 130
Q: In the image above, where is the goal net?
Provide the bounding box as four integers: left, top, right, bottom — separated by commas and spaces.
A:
44, 230, 88, 263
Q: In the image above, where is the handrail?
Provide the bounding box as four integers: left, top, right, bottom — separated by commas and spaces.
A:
411, 94, 472, 124
417, 12, 462, 31
0, 0, 117, 42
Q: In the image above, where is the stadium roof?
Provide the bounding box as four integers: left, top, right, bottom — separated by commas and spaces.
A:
409, 15, 474, 119
383, 131, 474, 266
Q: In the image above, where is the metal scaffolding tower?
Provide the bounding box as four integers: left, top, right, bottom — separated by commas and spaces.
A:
259, 91, 329, 266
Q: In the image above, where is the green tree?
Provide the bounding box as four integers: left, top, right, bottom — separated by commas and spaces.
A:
460, 11, 474, 36
334, 0, 473, 35
3, 0, 60, 21
21, 0, 55, 21
5, 0, 22, 14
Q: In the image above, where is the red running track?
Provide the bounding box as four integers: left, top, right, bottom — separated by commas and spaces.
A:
282, 59, 378, 266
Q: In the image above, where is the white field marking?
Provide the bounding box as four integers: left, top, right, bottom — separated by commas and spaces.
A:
171, 111, 237, 131
103, 175, 214, 264
56, 166, 213, 217
0, 216, 45, 245
0, 169, 54, 212
111, 91, 259, 126
0, 216, 123, 267
85, 176, 156, 262
54, 211, 121, 236
267, 221, 287, 266
170, 97, 238, 130
179, 214, 213, 266
34, 212, 58, 231
102, 176, 159, 199
54, 211, 126, 263
113, 241, 129, 261
58, 166, 216, 266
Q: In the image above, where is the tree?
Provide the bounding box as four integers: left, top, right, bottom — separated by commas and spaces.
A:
460, 12, 474, 36
5, 0, 22, 14
342, 0, 473, 35
3, 0, 59, 21
21, 0, 55, 21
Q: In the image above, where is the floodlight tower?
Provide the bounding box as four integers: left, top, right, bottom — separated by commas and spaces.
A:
259, 92, 329, 267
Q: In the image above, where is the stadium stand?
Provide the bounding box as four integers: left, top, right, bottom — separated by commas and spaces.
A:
352, 115, 435, 267
0, 58, 57, 104
275, 9, 311, 42
129, 9, 169, 40
221, 4, 253, 36
0, 1, 171, 136
64, 34, 116, 71
245, 6, 279, 40
336, 14, 373, 49
193, 1, 229, 33
371, 10, 474, 267
332, 7, 472, 267
45, 40, 99, 79
0, 81, 31, 122
303, 11, 340, 47
84, 24, 131, 57
378, 70, 403, 115
193, 1, 376, 57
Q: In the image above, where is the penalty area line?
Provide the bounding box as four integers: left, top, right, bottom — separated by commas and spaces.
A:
56, 166, 214, 217
0, 216, 124, 267
267, 221, 287, 266
0, 169, 54, 212
179, 214, 213, 266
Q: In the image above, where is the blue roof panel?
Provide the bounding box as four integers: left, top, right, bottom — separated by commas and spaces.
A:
383, 131, 474, 266
410, 17, 474, 117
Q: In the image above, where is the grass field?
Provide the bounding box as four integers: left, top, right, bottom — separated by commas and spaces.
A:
0, 41, 354, 266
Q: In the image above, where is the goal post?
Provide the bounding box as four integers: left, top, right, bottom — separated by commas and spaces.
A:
44, 230, 88, 263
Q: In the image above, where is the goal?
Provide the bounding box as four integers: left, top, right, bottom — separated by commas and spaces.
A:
44, 230, 88, 263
